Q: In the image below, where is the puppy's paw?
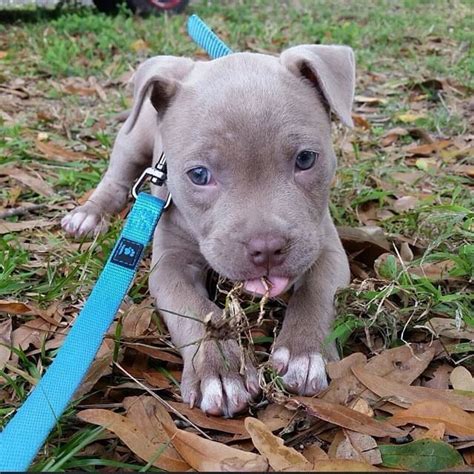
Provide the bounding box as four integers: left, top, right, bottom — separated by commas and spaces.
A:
61, 202, 108, 238
181, 340, 260, 417
271, 346, 328, 396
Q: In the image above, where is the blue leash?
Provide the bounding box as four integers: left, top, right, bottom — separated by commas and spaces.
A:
0, 15, 232, 471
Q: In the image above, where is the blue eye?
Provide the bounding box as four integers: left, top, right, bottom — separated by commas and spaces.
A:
187, 166, 212, 185
295, 150, 318, 171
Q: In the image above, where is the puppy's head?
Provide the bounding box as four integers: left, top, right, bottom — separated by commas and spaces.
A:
129, 46, 355, 297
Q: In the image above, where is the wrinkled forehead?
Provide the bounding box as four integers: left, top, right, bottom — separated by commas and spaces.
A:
162, 53, 331, 159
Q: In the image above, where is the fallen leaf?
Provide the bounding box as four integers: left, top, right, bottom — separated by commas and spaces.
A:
406, 139, 452, 156
291, 396, 405, 437
163, 419, 268, 472
324, 342, 437, 405
36, 140, 88, 163
313, 459, 383, 471
0, 51, 7, 59
450, 366, 474, 392
452, 164, 474, 178
421, 422, 446, 440
352, 113, 371, 129
11, 317, 51, 351
408, 259, 456, 281
327, 353, 367, 380
391, 170, 424, 185
245, 417, 312, 471
390, 400, 474, 437
0, 219, 55, 234
132, 345, 183, 364
144, 369, 180, 389
381, 127, 408, 146
167, 401, 247, 436
121, 303, 153, 338
336, 430, 382, 465
302, 444, 329, 463
0, 300, 38, 316
257, 403, 294, 432
350, 398, 374, 417
379, 439, 464, 471
0, 319, 12, 371
77, 408, 190, 471
352, 365, 474, 411
123, 396, 185, 463
355, 95, 387, 105
424, 364, 452, 390
428, 317, 474, 340
392, 195, 419, 212
397, 112, 427, 123
0, 166, 54, 197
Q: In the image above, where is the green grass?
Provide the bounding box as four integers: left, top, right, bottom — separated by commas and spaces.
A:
0, 0, 473, 469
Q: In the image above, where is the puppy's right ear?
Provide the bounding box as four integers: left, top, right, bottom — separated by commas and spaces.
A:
125, 56, 194, 133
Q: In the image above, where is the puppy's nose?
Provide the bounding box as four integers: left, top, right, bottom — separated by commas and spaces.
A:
246, 235, 287, 268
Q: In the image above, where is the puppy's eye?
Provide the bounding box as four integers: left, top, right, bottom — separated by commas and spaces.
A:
187, 166, 212, 186
295, 150, 319, 171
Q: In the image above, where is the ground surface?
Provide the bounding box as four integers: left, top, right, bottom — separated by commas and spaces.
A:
0, 0, 473, 471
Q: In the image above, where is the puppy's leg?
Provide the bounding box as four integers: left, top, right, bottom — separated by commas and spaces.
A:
62, 102, 157, 237
149, 224, 259, 417
271, 221, 350, 395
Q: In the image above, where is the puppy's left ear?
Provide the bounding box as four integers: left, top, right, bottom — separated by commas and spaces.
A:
280, 45, 355, 127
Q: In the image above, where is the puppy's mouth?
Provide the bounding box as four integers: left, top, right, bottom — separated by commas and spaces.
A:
242, 276, 290, 298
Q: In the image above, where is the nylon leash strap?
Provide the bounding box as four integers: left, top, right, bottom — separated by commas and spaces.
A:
0, 15, 232, 471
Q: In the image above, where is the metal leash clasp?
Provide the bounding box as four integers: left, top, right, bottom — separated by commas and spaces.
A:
131, 152, 172, 208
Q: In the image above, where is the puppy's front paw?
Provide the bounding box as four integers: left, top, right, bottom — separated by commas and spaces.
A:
61, 202, 108, 238
181, 340, 260, 417
271, 346, 328, 396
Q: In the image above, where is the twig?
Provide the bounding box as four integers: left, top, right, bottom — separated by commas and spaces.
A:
0, 203, 47, 219
113, 361, 212, 440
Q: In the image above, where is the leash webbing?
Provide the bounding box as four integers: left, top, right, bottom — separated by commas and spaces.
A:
0, 193, 165, 471
187, 14, 233, 58
0, 14, 231, 471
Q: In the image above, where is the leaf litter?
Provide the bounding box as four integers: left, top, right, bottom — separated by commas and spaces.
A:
1, 2, 473, 472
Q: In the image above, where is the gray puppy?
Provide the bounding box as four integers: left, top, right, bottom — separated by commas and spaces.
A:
62, 45, 354, 417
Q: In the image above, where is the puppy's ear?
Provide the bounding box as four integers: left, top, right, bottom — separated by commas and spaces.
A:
280, 45, 355, 127
125, 56, 194, 133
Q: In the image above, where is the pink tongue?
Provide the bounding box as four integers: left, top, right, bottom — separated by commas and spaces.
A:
243, 276, 289, 298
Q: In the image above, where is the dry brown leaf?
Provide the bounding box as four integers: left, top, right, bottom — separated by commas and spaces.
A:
389, 400, 474, 437
163, 418, 268, 472
409, 260, 456, 281
354, 95, 387, 105
132, 345, 183, 364
450, 366, 474, 392
73, 339, 115, 400
352, 365, 474, 411
0, 318, 12, 371
143, 370, 180, 390
245, 417, 312, 471
36, 140, 88, 163
425, 364, 452, 389
123, 396, 185, 463
121, 303, 153, 338
381, 127, 408, 147
392, 195, 419, 212
77, 408, 190, 471
452, 164, 474, 178
336, 430, 382, 465
0, 219, 54, 234
302, 443, 329, 463
167, 401, 247, 436
0, 300, 38, 316
327, 353, 367, 380
314, 459, 383, 471
257, 403, 294, 432
291, 396, 404, 437
428, 317, 474, 340
350, 398, 374, 417
406, 139, 452, 156
0, 166, 54, 197
391, 170, 423, 185
421, 422, 446, 440
11, 317, 51, 351
397, 112, 426, 123
352, 113, 371, 129
324, 343, 437, 405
